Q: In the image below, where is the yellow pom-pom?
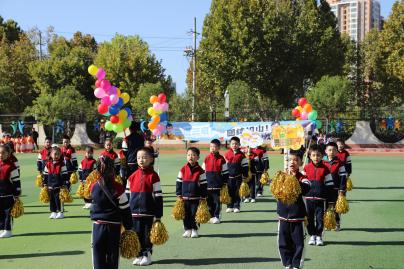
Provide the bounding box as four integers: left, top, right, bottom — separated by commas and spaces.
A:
195, 199, 211, 224
239, 181, 250, 198
70, 173, 78, 184
172, 198, 185, 220
346, 177, 353, 191
39, 187, 50, 203
84, 170, 101, 199
115, 175, 123, 185
120, 230, 141, 259
76, 183, 85, 198
11, 197, 24, 218
120, 157, 127, 167
270, 171, 302, 205
150, 221, 169, 245
335, 193, 349, 214
220, 184, 231, 204
59, 187, 74, 203
35, 174, 43, 187
260, 171, 269, 185
324, 207, 337, 230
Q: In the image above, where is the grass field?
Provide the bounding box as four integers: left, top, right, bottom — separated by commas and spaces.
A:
1, 152, 404, 269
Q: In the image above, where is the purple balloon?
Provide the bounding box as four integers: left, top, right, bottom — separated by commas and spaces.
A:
94, 88, 107, 99
100, 80, 111, 91
96, 68, 106, 80
161, 102, 169, 112
127, 115, 133, 121
108, 86, 117, 95
101, 96, 111, 106
110, 94, 119, 105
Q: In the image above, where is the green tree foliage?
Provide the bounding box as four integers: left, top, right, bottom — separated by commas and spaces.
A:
0, 16, 22, 43
131, 82, 164, 120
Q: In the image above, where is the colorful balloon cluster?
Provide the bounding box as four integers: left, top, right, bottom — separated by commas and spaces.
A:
88, 65, 133, 133
291, 97, 322, 129
147, 93, 169, 136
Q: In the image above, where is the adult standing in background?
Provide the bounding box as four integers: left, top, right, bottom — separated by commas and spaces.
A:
32, 128, 39, 150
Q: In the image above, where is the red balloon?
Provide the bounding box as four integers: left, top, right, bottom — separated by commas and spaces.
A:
298, 97, 307, 107
97, 104, 108, 114
110, 115, 119, 124
95, 80, 101, 88
292, 109, 300, 117
157, 93, 166, 103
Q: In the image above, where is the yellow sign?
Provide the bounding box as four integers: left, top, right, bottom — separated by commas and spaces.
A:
271, 124, 305, 150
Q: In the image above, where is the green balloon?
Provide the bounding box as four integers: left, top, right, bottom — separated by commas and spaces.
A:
316, 120, 322, 129
105, 121, 113, 131
113, 124, 124, 133
123, 118, 131, 128
308, 110, 318, 121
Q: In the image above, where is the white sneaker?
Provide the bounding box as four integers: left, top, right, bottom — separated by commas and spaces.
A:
250, 199, 256, 203
244, 198, 250, 203
0, 230, 12, 238
139, 252, 152, 266
257, 193, 263, 197
49, 212, 57, 219
212, 217, 220, 224
191, 229, 199, 238
209, 217, 215, 224
316, 236, 324, 246
308, 235, 316, 245
233, 208, 240, 213
226, 208, 233, 213
182, 230, 192, 238
133, 256, 142, 265
55, 212, 64, 219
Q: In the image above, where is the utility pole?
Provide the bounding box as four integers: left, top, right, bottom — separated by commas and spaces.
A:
39, 30, 43, 59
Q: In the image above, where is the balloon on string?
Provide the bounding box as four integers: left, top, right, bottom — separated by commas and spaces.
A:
88, 65, 98, 76
116, 88, 121, 96
152, 128, 161, 136
303, 103, 312, 113
96, 68, 106, 80
115, 98, 124, 108
152, 115, 160, 123
128, 115, 133, 121
123, 118, 131, 128
153, 102, 162, 110
108, 86, 117, 96
292, 108, 300, 117
157, 124, 165, 133
118, 109, 128, 120
148, 121, 157, 130
101, 96, 111, 106
301, 111, 308, 120
298, 97, 307, 107
102, 112, 111, 117
160, 112, 168, 122
94, 88, 107, 99
105, 121, 113, 131
113, 124, 124, 133
296, 106, 303, 113
95, 80, 101, 88
110, 115, 119, 124
109, 106, 119, 115
316, 120, 323, 129
110, 94, 119, 105
121, 92, 130, 104
158, 93, 166, 103
161, 102, 169, 112
100, 80, 111, 91
98, 104, 108, 114
308, 110, 318, 120
150, 95, 158, 104
148, 107, 156, 116
124, 107, 132, 116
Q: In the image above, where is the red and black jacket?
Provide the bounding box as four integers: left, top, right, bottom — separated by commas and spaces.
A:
37, 147, 51, 172
43, 160, 69, 189
277, 171, 310, 222
336, 149, 352, 175
61, 145, 78, 172
100, 150, 121, 175
203, 153, 228, 190
127, 167, 163, 218
323, 157, 347, 191
224, 149, 249, 178
252, 147, 269, 173
176, 163, 207, 199
0, 160, 20, 197
78, 157, 97, 182
303, 161, 333, 200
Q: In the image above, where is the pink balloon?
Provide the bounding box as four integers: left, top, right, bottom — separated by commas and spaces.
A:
161, 102, 169, 112
152, 128, 161, 136
101, 96, 111, 106
94, 88, 107, 99
153, 102, 162, 110
157, 124, 165, 133
96, 68, 106, 80
100, 80, 111, 91
108, 86, 117, 95
110, 94, 119, 105
301, 111, 308, 120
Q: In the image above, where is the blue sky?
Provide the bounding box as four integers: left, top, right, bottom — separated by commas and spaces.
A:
0, 0, 397, 93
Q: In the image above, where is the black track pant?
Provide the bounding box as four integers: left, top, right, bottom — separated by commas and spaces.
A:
305, 199, 325, 236
92, 223, 120, 269
207, 189, 221, 218
227, 176, 241, 209
0, 196, 14, 230
133, 216, 154, 257
183, 200, 199, 230
278, 221, 305, 268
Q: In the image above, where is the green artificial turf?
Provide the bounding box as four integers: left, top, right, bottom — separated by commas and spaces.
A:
1, 153, 403, 269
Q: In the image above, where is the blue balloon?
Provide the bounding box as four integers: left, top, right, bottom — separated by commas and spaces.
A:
124, 107, 132, 116
116, 98, 124, 108
140, 121, 148, 132
160, 112, 168, 122
109, 106, 119, 115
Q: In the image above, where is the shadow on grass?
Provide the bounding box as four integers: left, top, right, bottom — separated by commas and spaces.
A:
15, 230, 91, 237
221, 219, 277, 224
241, 209, 276, 213
63, 215, 90, 219
349, 199, 404, 202
23, 211, 49, 215
327, 241, 404, 246
154, 257, 280, 265
24, 204, 84, 208
202, 232, 277, 238
0, 250, 85, 259
343, 228, 404, 233
354, 186, 404, 190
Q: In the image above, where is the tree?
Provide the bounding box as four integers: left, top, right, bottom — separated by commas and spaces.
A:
94, 34, 174, 99
131, 82, 165, 120
0, 16, 22, 43
306, 75, 353, 118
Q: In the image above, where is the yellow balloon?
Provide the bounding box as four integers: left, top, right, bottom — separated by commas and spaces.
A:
118, 109, 128, 120
147, 107, 156, 116
121, 92, 130, 104
116, 88, 121, 96
88, 65, 98, 76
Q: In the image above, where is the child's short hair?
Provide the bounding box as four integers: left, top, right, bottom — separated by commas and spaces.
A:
289, 150, 303, 160
97, 156, 115, 176
62, 135, 70, 140
325, 142, 338, 149
5, 141, 14, 153
0, 144, 10, 155
336, 138, 345, 144
137, 147, 154, 158
105, 138, 112, 144
230, 136, 240, 144
309, 144, 322, 155
187, 147, 200, 156
45, 137, 52, 142
210, 139, 220, 147
85, 146, 94, 153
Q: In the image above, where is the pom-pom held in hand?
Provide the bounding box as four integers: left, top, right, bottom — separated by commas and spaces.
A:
324, 207, 337, 230
59, 187, 74, 203
270, 171, 302, 205
346, 177, 353, 191
11, 197, 24, 218
335, 193, 349, 214
84, 170, 101, 199
220, 184, 231, 204
76, 183, 85, 198
239, 181, 250, 198
39, 187, 50, 203
115, 175, 123, 185
35, 174, 42, 187
70, 173, 78, 184
195, 199, 211, 224
120, 230, 141, 259
172, 198, 185, 220
150, 221, 169, 245
260, 171, 269, 185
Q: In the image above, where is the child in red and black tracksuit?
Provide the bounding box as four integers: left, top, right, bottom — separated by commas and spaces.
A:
100, 139, 121, 177
61, 135, 78, 189
303, 145, 333, 246
224, 137, 249, 213
277, 151, 310, 269
323, 142, 347, 231
244, 146, 258, 203
127, 147, 163, 266
253, 146, 269, 197
79, 146, 97, 209
37, 137, 52, 178
203, 139, 228, 224
5, 142, 20, 176
0, 145, 20, 238
177, 147, 207, 238
336, 138, 352, 176
43, 147, 69, 219
90, 156, 133, 269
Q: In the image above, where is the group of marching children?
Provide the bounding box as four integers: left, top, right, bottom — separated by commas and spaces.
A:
275, 138, 352, 269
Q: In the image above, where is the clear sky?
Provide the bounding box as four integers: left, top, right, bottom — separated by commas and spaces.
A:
0, 0, 397, 93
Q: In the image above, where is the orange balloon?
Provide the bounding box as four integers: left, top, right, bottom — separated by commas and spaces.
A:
296, 117, 302, 121
304, 103, 312, 113
152, 115, 160, 123
150, 95, 158, 104
148, 122, 157, 130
